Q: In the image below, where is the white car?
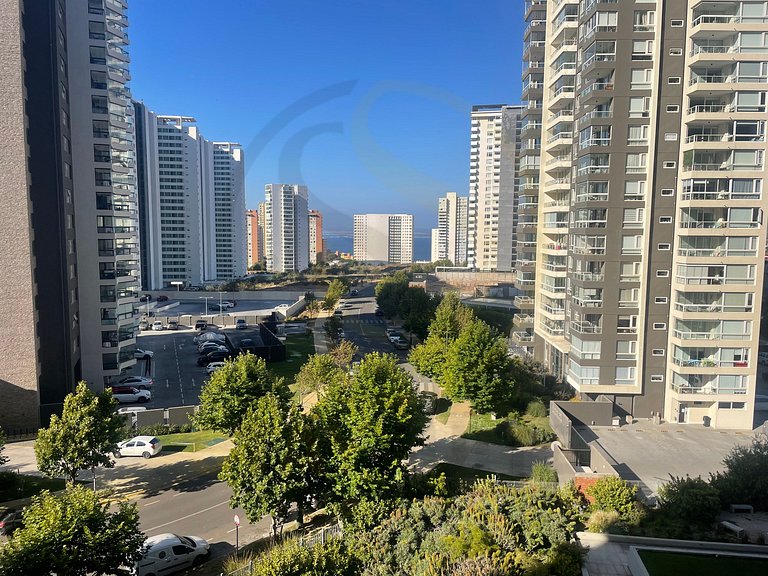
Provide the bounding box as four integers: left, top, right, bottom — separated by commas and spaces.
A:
115, 436, 162, 459
206, 362, 226, 374
135, 533, 210, 576
111, 386, 151, 404
193, 333, 225, 345
116, 406, 146, 414
222, 301, 235, 309
151, 321, 164, 331
134, 348, 154, 360
117, 376, 154, 390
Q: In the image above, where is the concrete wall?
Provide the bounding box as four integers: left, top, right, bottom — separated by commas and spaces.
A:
551, 400, 614, 427
435, 269, 517, 289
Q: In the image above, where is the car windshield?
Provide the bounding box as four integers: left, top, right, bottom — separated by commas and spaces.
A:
176, 534, 196, 548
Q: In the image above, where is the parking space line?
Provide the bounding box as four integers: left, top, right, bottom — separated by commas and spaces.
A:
172, 335, 184, 405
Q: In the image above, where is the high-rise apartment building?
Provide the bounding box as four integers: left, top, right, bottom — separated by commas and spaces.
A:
512, 1, 548, 356
67, 0, 141, 389
0, 0, 85, 430
353, 214, 413, 264
246, 209, 261, 268
308, 209, 324, 264
203, 141, 246, 281
467, 105, 524, 272
135, 106, 246, 289
264, 184, 309, 272
258, 202, 267, 265
432, 192, 469, 266
531, 0, 768, 430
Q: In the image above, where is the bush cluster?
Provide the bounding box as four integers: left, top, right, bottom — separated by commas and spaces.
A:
135, 423, 195, 437
496, 417, 556, 447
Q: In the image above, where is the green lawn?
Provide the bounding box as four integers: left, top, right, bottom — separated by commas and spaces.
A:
267, 333, 316, 384
462, 412, 554, 447
428, 463, 522, 483
0, 474, 65, 504
156, 430, 227, 453
638, 550, 768, 576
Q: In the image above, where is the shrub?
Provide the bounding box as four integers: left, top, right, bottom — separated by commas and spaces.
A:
586, 477, 637, 517
530, 461, 558, 484
658, 476, 720, 525
710, 435, 768, 511
497, 419, 555, 447
586, 509, 621, 533
526, 400, 548, 419
545, 542, 587, 576
0, 471, 20, 491
135, 423, 195, 437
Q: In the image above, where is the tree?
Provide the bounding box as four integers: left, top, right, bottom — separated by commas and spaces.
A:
322, 279, 346, 310
34, 382, 124, 483
194, 354, 291, 435
220, 394, 316, 537
323, 315, 343, 342
312, 353, 428, 507
328, 339, 358, 370
0, 484, 144, 576
295, 354, 347, 398
441, 319, 511, 414
586, 476, 637, 518
0, 426, 8, 466
374, 271, 410, 318
657, 476, 720, 525
710, 434, 768, 510
399, 287, 439, 340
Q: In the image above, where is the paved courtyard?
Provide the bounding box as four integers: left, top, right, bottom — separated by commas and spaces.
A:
588, 421, 758, 493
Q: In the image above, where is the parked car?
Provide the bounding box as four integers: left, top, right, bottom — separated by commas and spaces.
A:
135, 533, 210, 576
139, 319, 149, 331
167, 320, 179, 330
239, 338, 256, 353
374, 308, 384, 317
337, 329, 346, 339
393, 337, 410, 350
195, 319, 208, 331
139, 295, 151, 302
333, 309, 343, 317
197, 350, 232, 366
111, 386, 151, 404
236, 319, 247, 330
134, 348, 154, 360
186, 285, 202, 291
194, 332, 224, 344
206, 362, 227, 374
222, 301, 235, 309
387, 331, 403, 343
419, 391, 438, 415
151, 321, 164, 331
0, 510, 23, 537
198, 344, 228, 355
115, 436, 162, 459
350, 289, 358, 296
156, 295, 169, 302
115, 376, 154, 390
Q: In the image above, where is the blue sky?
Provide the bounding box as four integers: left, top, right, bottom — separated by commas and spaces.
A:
129, 1, 525, 233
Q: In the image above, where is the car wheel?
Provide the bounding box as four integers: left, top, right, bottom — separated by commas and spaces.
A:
142, 451, 151, 459
137, 397, 149, 403
114, 450, 122, 458
193, 556, 206, 566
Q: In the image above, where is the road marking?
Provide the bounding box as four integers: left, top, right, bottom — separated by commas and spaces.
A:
143, 499, 230, 533
172, 335, 184, 405
227, 527, 236, 533
166, 379, 170, 389
143, 500, 161, 507
191, 378, 196, 388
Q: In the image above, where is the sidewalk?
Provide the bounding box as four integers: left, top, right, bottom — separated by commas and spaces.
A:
309, 311, 330, 354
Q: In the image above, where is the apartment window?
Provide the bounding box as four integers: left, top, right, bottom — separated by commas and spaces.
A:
659, 216, 672, 223
656, 270, 669, 277
630, 69, 653, 89
663, 161, 676, 169
628, 125, 649, 145
621, 235, 643, 255
623, 207, 645, 227
93, 119, 109, 138
616, 366, 637, 385
718, 402, 746, 410
650, 375, 664, 382
93, 144, 110, 163
95, 168, 111, 187
621, 261, 641, 281
664, 133, 678, 141
632, 39, 654, 60
668, 77, 681, 85
652, 349, 665, 356
91, 95, 108, 114
88, 0, 104, 15
660, 188, 674, 196
629, 97, 650, 117
666, 105, 680, 113
89, 45, 106, 65
655, 297, 668, 304
62, 136, 70, 154
658, 243, 671, 251
633, 10, 656, 31
618, 315, 638, 334
616, 340, 637, 360
626, 153, 647, 173
669, 48, 683, 56
670, 19, 684, 27
63, 162, 71, 178
88, 21, 105, 40
653, 323, 666, 330
625, 180, 646, 200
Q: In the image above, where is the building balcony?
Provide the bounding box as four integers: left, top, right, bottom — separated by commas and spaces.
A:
571, 295, 603, 308
670, 382, 748, 396
514, 296, 535, 309
672, 329, 751, 341
572, 271, 605, 282
539, 321, 565, 337
571, 320, 602, 334
513, 314, 534, 327
512, 331, 535, 343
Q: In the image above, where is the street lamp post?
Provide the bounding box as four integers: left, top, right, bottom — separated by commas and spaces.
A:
200, 296, 211, 316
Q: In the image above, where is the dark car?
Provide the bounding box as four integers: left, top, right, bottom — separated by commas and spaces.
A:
195, 319, 208, 331
350, 289, 358, 296
419, 391, 438, 415
239, 338, 256, 353
0, 510, 23, 536
156, 295, 169, 302
374, 308, 384, 317
197, 350, 232, 366
139, 295, 150, 302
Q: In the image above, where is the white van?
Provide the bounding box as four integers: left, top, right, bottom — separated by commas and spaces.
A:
135, 533, 210, 576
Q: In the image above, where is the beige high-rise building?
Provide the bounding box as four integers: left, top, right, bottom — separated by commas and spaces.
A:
432, 192, 469, 265
264, 184, 309, 273
308, 209, 324, 264
353, 214, 413, 264
531, 0, 768, 430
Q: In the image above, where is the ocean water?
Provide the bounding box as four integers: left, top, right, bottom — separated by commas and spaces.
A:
325, 235, 432, 262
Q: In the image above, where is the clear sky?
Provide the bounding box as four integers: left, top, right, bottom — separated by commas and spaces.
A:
129, 1, 525, 233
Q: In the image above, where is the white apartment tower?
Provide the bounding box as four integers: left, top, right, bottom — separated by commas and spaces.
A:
353, 214, 414, 264
467, 105, 524, 272
67, 0, 141, 387
432, 192, 469, 265
531, 0, 768, 430
264, 184, 309, 272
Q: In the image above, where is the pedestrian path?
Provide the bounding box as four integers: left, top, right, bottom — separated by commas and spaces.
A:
341, 318, 386, 325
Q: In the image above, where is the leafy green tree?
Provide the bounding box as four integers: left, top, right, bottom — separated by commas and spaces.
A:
657, 476, 720, 525
586, 476, 638, 518
442, 319, 511, 414
220, 394, 316, 537
399, 288, 439, 340
0, 426, 8, 466
323, 279, 346, 310
295, 354, 346, 397
710, 434, 768, 510
312, 353, 428, 507
0, 484, 144, 576
34, 382, 124, 483
194, 354, 291, 435
328, 339, 358, 370
374, 271, 410, 317
323, 315, 343, 342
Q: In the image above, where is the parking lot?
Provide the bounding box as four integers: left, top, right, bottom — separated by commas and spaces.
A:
127, 322, 270, 409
